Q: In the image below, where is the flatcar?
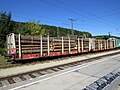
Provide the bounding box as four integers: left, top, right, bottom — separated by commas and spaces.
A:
115, 38, 120, 48
7, 33, 116, 61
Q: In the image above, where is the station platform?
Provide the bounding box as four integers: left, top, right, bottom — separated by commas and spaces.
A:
1, 52, 120, 90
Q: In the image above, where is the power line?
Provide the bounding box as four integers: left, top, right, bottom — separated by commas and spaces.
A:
93, 7, 120, 16
11, 9, 117, 36
55, 0, 120, 17
13, 15, 65, 27
13, 14, 82, 30
4, 0, 119, 36
12, 9, 63, 21
10, 9, 79, 28
10, 0, 119, 29
53, 0, 119, 28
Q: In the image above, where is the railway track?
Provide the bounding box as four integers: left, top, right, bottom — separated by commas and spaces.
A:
0, 50, 120, 88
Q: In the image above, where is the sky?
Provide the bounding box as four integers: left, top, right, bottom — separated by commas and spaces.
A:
0, 0, 120, 36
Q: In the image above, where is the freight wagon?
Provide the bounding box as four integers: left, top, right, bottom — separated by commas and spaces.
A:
7, 33, 116, 61
115, 38, 120, 48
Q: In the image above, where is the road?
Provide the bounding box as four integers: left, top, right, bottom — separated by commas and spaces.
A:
1, 53, 120, 90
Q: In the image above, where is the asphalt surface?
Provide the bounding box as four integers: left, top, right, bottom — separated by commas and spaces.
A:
1, 53, 120, 90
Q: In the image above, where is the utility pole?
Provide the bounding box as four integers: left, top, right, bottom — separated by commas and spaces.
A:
108, 32, 111, 37
68, 18, 76, 36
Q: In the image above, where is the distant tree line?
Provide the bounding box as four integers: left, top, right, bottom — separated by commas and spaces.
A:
0, 11, 92, 53
93, 35, 120, 40
13, 22, 92, 37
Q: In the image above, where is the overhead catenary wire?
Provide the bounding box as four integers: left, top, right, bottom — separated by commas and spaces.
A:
8, 0, 119, 29
55, 0, 120, 19
54, 0, 119, 28
42, 0, 118, 36
10, 10, 84, 29
3, 0, 119, 36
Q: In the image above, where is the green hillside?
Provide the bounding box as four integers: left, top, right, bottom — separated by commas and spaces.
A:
0, 11, 92, 53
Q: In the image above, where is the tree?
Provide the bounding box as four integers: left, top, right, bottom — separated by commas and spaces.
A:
13, 22, 30, 35
0, 11, 12, 49
27, 20, 46, 36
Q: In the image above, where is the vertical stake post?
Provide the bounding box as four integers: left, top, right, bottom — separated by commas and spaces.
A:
62, 37, 64, 54
114, 40, 115, 48
40, 35, 42, 57
81, 38, 84, 52
19, 33, 21, 59
47, 35, 50, 56
78, 38, 80, 53
101, 40, 102, 50
107, 40, 109, 49
69, 37, 71, 53
104, 40, 106, 49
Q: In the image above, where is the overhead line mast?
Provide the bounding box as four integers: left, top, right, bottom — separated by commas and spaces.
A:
68, 18, 76, 36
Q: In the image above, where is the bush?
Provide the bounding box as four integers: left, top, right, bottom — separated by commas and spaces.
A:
0, 48, 3, 54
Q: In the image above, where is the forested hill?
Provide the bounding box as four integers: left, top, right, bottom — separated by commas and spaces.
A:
0, 11, 92, 52
43, 24, 92, 37
13, 21, 92, 37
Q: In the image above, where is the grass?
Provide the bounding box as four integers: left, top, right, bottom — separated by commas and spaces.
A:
0, 54, 8, 63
